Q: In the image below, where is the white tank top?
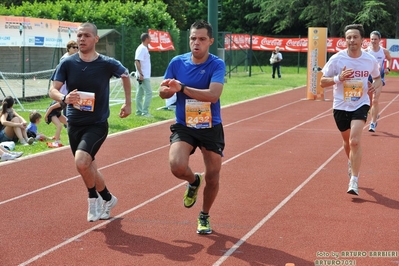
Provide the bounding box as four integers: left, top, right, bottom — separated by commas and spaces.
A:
366, 46, 385, 67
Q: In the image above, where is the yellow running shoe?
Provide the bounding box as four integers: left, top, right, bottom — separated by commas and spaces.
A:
183, 173, 202, 208
197, 212, 212, 234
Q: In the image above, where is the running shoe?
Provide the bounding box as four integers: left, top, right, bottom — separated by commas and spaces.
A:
183, 173, 203, 208
100, 194, 118, 220
368, 123, 376, 132
10, 151, 23, 158
197, 213, 212, 234
1, 153, 16, 162
347, 177, 359, 196
27, 137, 35, 145
87, 197, 103, 222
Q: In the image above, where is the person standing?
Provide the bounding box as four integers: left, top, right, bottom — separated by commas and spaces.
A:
60, 40, 79, 62
44, 100, 68, 147
320, 24, 382, 196
366, 30, 392, 132
270, 46, 283, 79
59, 40, 79, 96
135, 33, 153, 117
159, 20, 226, 234
49, 22, 132, 222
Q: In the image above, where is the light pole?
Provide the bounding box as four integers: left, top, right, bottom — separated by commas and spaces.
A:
20, 15, 26, 99
208, 0, 218, 56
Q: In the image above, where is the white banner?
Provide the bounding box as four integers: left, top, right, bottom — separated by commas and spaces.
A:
0, 15, 80, 48
387, 39, 399, 71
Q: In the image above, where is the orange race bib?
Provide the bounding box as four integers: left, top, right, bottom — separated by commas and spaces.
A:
73, 91, 95, 112
185, 99, 212, 129
343, 79, 363, 102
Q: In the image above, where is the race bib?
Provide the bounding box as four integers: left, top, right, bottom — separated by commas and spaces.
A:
185, 99, 212, 129
343, 79, 363, 102
73, 91, 95, 112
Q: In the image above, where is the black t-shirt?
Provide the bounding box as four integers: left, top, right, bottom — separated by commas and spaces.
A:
54, 53, 129, 126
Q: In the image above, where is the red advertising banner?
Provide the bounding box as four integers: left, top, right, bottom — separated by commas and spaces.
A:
148, 29, 175, 51
224, 34, 386, 53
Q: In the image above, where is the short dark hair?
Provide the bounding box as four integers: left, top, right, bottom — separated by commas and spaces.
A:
141, 33, 150, 42
29, 110, 42, 123
370, 30, 381, 39
79, 22, 98, 36
344, 24, 365, 38
190, 20, 213, 39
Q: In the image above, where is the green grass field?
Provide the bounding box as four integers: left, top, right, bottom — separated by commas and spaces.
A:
10, 65, 396, 156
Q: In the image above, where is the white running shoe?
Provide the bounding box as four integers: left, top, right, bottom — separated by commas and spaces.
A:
100, 195, 118, 220
1, 153, 16, 162
368, 123, 376, 132
10, 151, 23, 158
87, 197, 104, 222
347, 177, 359, 196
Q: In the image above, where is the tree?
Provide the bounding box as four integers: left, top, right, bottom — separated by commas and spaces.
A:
0, 0, 179, 75
246, 0, 399, 38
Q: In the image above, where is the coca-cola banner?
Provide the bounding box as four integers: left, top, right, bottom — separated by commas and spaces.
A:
148, 29, 175, 52
224, 34, 386, 53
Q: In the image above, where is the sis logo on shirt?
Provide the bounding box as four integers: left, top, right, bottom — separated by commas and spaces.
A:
347, 70, 370, 78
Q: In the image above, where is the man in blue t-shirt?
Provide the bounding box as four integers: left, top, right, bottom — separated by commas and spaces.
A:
159, 20, 226, 235
49, 22, 132, 223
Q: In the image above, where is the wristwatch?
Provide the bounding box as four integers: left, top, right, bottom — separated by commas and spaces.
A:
180, 83, 186, 93
61, 95, 66, 103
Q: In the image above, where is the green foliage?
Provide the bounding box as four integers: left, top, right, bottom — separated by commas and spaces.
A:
245, 0, 398, 37
0, 0, 176, 29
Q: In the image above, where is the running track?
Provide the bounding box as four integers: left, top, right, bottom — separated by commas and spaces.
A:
1, 77, 398, 266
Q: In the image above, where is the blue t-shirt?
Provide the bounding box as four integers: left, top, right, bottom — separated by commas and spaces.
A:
53, 53, 129, 126
27, 122, 37, 133
164, 53, 225, 127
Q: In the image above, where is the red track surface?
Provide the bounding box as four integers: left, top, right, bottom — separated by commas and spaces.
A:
1, 77, 399, 266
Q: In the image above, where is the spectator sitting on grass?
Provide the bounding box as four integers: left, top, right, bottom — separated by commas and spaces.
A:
0, 96, 34, 146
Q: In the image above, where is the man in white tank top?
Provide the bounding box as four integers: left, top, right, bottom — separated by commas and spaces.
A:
320, 24, 382, 196
366, 30, 392, 132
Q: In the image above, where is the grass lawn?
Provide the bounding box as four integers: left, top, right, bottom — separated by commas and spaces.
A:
2, 66, 311, 156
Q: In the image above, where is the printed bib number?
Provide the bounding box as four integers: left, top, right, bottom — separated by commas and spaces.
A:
73, 91, 95, 112
185, 99, 212, 129
343, 79, 363, 102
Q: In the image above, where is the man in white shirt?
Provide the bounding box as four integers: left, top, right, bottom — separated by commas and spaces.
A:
270, 46, 283, 79
320, 24, 382, 196
135, 33, 152, 117
366, 30, 392, 132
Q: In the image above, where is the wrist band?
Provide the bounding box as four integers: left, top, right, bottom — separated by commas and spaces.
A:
333, 75, 341, 84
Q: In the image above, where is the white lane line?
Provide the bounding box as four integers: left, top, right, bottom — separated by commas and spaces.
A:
213, 93, 399, 265
0, 92, 308, 206
0, 145, 169, 206
18, 103, 334, 265
18, 182, 185, 266
213, 148, 343, 266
